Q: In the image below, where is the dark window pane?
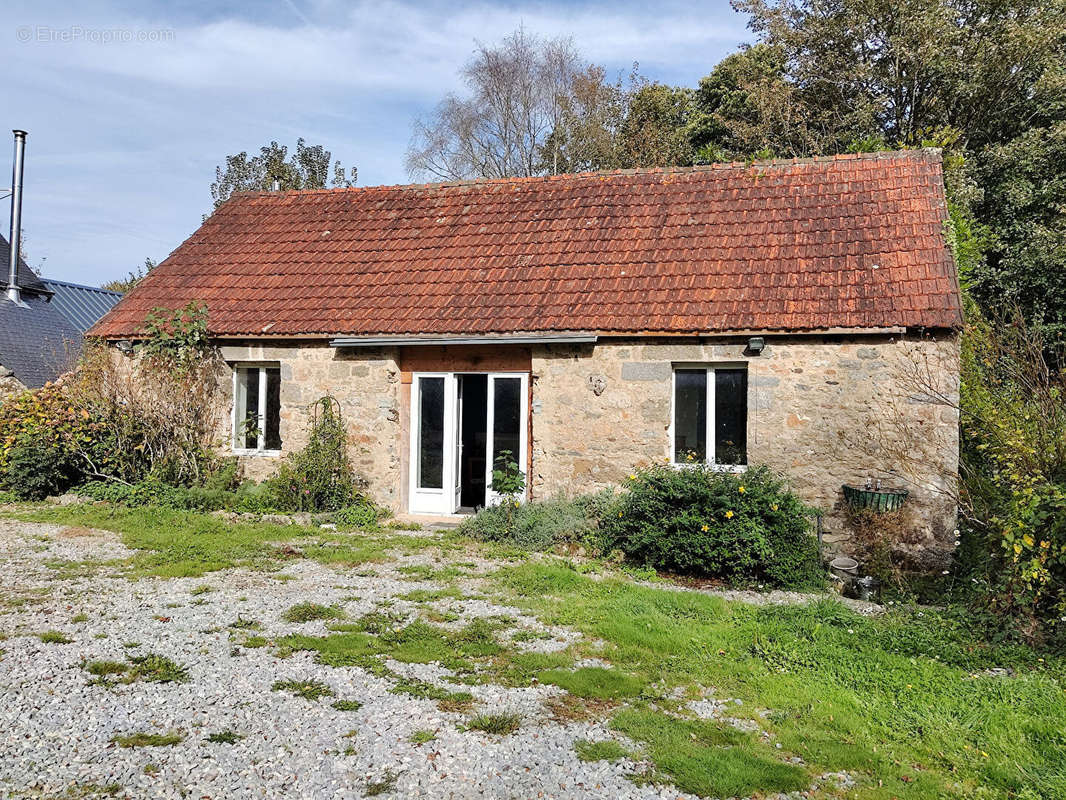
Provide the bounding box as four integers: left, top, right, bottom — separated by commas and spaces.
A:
265, 368, 282, 450
241, 368, 259, 449
673, 369, 706, 462
492, 378, 522, 474
418, 377, 445, 489
715, 369, 747, 465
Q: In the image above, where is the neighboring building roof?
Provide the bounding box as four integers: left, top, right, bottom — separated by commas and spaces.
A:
41, 278, 122, 333
0, 292, 80, 389
91, 150, 962, 339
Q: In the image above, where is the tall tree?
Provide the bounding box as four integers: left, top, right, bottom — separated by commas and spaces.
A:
210, 139, 357, 210
406, 28, 584, 180
733, 0, 1066, 151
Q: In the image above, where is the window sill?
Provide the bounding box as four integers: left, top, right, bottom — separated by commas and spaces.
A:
232, 448, 282, 458
670, 461, 748, 474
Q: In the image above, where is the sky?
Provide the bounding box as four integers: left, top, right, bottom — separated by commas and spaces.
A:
5, 0, 749, 286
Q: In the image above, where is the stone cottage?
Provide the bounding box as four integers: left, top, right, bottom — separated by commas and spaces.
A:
90, 150, 962, 557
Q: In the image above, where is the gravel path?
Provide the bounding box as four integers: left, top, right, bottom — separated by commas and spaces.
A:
0, 518, 694, 800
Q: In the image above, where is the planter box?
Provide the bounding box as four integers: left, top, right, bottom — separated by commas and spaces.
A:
841, 484, 908, 513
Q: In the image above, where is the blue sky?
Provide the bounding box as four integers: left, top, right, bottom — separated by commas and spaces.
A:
5, 0, 749, 286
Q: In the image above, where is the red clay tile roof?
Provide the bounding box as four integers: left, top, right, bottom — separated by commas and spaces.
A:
91, 150, 961, 339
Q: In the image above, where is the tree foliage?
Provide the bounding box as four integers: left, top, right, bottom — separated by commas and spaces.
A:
210, 138, 357, 210
101, 258, 155, 294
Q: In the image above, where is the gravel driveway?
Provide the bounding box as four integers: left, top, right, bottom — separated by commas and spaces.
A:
0, 518, 699, 800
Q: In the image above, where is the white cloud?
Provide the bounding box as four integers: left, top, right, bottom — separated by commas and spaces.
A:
3, 0, 748, 285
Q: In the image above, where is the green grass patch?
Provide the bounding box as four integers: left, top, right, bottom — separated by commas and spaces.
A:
492, 560, 1066, 799
272, 678, 334, 701
38, 630, 73, 644
282, 602, 345, 623
398, 587, 464, 602
612, 709, 807, 797
72, 613, 89, 623
112, 731, 184, 748
364, 769, 399, 797
466, 712, 520, 735
1, 504, 445, 577
538, 666, 647, 699
574, 739, 630, 762
228, 616, 262, 630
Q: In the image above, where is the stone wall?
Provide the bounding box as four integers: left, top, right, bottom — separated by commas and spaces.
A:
530, 334, 960, 562
211, 333, 961, 562
217, 342, 403, 510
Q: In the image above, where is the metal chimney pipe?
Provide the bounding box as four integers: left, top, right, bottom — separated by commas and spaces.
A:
7, 130, 27, 305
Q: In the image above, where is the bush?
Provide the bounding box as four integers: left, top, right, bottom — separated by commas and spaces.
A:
956, 308, 1066, 638
459, 493, 611, 551
266, 397, 363, 512
602, 464, 824, 590
332, 499, 389, 530
3, 434, 81, 500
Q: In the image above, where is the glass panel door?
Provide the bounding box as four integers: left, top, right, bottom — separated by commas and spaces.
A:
409, 374, 457, 514
485, 373, 528, 507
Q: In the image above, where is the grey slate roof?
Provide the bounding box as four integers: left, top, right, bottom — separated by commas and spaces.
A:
0, 234, 84, 389
0, 292, 81, 388
41, 279, 122, 333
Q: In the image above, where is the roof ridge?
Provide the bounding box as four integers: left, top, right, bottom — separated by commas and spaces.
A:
41, 277, 123, 296
226, 148, 942, 201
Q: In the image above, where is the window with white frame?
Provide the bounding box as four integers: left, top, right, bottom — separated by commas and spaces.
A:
672, 366, 748, 466
233, 365, 282, 452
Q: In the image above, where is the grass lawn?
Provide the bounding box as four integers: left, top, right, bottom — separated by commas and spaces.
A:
3, 502, 1063, 799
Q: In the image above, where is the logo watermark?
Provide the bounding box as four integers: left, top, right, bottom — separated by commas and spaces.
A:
16, 25, 175, 44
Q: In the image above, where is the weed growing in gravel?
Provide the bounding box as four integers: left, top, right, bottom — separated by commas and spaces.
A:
228, 616, 262, 630
282, 602, 345, 623
205, 729, 243, 744
72, 613, 89, 623
409, 729, 437, 745
466, 712, 521, 735
543, 694, 617, 723
83, 659, 127, 677
364, 768, 400, 797
272, 678, 334, 701
390, 677, 473, 707
574, 739, 631, 762
112, 731, 184, 748
128, 653, 189, 683
190, 585, 214, 595
331, 699, 363, 711
38, 630, 72, 644
243, 635, 268, 648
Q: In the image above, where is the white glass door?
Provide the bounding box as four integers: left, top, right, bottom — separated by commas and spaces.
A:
484, 373, 529, 507
409, 373, 457, 515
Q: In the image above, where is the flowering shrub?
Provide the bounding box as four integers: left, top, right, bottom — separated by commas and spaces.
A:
602, 464, 824, 589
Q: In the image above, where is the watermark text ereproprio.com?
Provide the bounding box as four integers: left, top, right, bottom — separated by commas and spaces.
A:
16, 25, 175, 44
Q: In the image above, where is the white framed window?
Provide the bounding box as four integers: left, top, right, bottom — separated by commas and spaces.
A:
671, 366, 748, 468
232, 364, 282, 453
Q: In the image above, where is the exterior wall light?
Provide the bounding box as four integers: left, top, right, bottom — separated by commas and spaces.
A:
746, 336, 766, 355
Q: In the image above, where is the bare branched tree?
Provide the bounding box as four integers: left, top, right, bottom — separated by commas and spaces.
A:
406, 28, 585, 180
